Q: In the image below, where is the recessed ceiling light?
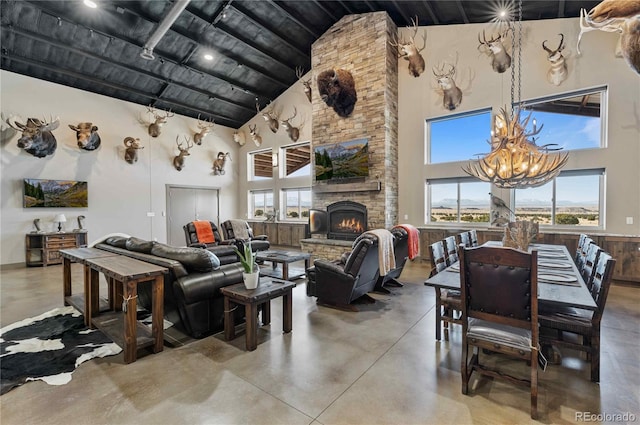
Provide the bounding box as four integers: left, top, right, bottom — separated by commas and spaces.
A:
204, 54, 214, 61
83, 0, 98, 9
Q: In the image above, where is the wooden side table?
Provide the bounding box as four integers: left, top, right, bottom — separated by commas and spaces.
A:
85, 256, 168, 364
221, 278, 297, 351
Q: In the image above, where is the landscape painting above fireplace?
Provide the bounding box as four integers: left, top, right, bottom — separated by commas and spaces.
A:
314, 138, 369, 181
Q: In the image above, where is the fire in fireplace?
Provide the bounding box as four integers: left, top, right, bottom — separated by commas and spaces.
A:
327, 201, 367, 240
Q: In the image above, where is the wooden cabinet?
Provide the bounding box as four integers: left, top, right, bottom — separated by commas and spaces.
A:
248, 222, 307, 248
25, 231, 88, 267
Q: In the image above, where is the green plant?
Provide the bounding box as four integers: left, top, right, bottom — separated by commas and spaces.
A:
233, 241, 257, 273
556, 214, 579, 225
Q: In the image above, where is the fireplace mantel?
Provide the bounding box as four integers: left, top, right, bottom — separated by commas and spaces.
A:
313, 181, 381, 193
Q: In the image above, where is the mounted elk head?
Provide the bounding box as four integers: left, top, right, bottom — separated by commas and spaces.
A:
542, 34, 568, 86
433, 60, 463, 111
390, 16, 427, 77
173, 136, 193, 171
280, 107, 302, 142
317, 68, 357, 118
578, 1, 640, 75
259, 101, 279, 133
248, 124, 262, 146
146, 106, 174, 138
68, 122, 101, 151
212, 151, 231, 175
478, 29, 512, 73
296, 67, 312, 102
193, 115, 214, 145
123, 137, 143, 164
5, 116, 59, 158
233, 130, 246, 146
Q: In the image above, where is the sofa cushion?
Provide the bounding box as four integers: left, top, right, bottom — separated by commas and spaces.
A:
151, 243, 220, 273
126, 237, 155, 254
104, 236, 129, 249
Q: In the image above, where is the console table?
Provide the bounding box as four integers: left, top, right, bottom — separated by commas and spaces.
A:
25, 231, 88, 266
84, 255, 168, 363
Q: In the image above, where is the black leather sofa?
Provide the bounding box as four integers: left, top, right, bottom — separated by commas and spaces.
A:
183, 221, 239, 265
95, 236, 244, 338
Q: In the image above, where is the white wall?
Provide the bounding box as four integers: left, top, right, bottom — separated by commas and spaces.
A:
397, 17, 640, 235
1, 71, 239, 265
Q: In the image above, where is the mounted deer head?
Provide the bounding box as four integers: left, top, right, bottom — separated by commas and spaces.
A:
233, 130, 246, 146
259, 101, 279, 133
123, 137, 143, 164
248, 124, 262, 146
296, 66, 312, 102
280, 107, 302, 142
172, 136, 193, 171
433, 57, 463, 111
577, 1, 640, 75
212, 151, 231, 175
478, 29, 512, 73
390, 16, 427, 77
193, 114, 214, 145
542, 33, 568, 86
146, 106, 174, 138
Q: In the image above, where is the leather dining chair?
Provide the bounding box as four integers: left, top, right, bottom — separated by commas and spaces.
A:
429, 240, 461, 341
460, 245, 540, 419
540, 252, 616, 382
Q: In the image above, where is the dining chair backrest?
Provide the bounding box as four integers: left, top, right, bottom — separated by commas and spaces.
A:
428, 240, 447, 277
460, 246, 538, 329
590, 252, 616, 324
443, 236, 458, 265
457, 231, 472, 248
582, 242, 602, 289
469, 229, 479, 247
576, 237, 594, 273
575, 233, 588, 263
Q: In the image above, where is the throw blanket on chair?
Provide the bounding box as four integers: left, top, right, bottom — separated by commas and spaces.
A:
229, 219, 250, 240
193, 221, 215, 244
363, 229, 396, 276
394, 224, 420, 260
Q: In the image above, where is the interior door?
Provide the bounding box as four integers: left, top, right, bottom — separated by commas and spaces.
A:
167, 186, 220, 246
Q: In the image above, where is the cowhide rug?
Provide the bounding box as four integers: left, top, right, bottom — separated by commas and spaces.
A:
0, 306, 121, 395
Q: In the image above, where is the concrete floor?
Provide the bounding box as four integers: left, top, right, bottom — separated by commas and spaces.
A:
1, 258, 639, 424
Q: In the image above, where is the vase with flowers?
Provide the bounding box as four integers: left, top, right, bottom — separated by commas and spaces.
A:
233, 241, 260, 289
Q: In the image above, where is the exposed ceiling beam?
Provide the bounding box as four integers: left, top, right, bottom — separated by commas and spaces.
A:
0, 52, 245, 127
336, 1, 356, 15
118, 2, 291, 88
421, 1, 440, 25
26, 2, 270, 100
364, 1, 377, 13
312, 0, 341, 21
390, 0, 413, 26
266, 0, 321, 39
455, 1, 470, 24
557, 0, 566, 18
229, 3, 310, 62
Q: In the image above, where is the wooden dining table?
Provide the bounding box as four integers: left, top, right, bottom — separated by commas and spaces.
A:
424, 241, 597, 311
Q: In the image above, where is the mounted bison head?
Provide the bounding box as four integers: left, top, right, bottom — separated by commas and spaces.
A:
5, 117, 59, 158
317, 69, 357, 118
68, 122, 101, 151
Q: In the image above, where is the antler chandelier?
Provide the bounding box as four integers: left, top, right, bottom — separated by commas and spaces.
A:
464, 0, 568, 188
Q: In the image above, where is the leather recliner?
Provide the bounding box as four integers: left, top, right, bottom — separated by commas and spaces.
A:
306, 233, 380, 310
183, 221, 239, 265
221, 220, 270, 253
375, 226, 409, 292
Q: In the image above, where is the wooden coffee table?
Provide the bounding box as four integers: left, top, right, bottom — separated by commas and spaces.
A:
255, 250, 311, 280
221, 278, 297, 351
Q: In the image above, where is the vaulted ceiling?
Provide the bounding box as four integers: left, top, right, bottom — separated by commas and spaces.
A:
0, 0, 600, 129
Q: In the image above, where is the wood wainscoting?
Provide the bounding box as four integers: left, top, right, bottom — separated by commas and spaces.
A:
419, 228, 639, 286
249, 222, 307, 248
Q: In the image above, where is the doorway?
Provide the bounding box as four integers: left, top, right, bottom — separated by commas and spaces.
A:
166, 185, 220, 246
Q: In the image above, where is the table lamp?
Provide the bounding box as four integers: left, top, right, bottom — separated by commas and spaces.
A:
54, 213, 67, 232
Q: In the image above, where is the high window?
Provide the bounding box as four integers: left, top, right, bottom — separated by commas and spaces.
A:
282, 142, 311, 177
281, 188, 311, 221
428, 109, 493, 164
249, 150, 273, 181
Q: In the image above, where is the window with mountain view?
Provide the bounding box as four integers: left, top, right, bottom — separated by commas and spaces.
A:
281, 188, 311, 221
427, 179, 491, 224
249, 190, 273, 219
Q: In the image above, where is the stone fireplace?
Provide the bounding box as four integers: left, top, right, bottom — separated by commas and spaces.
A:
327, 201, 367, 240
301, 11, 399, 261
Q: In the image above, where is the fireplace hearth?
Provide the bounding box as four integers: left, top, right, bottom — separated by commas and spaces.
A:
327, 201, 367, 240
